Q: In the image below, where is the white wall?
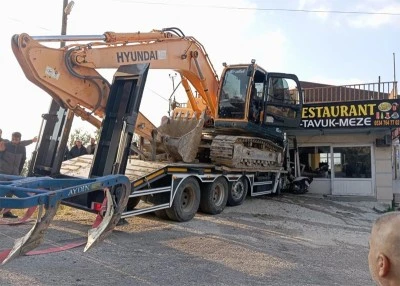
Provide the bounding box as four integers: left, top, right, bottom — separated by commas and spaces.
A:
296, 132, 393, 203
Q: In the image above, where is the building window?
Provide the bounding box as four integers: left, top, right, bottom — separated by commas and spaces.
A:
298, 146, 331, 178
332, 146, 371, 178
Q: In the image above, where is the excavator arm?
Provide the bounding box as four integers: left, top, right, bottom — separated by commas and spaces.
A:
11, 28, 220, 135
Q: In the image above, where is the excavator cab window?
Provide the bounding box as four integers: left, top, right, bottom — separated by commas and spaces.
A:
263, 73, 302, 128
218, 68, 250, 119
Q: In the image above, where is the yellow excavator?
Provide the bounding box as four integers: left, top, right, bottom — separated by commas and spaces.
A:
0, 27, 309, 265
12, 27, 302, 166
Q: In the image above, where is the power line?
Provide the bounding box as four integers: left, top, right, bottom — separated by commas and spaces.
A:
116, 0, 400, 16
146, 88, 169, 102
6, 17, 54, 32
250, 7, 400, 16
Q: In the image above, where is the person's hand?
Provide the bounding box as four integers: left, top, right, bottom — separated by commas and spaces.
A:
32, 136, 38, 143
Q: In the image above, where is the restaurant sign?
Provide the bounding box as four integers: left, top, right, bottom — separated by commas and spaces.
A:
301, 99, 400, 128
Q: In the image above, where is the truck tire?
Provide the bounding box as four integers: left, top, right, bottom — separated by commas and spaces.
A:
227, 177, 248, 206
200, 177, 228, 215
166, 177, 200, 222
126, 196, 141, 211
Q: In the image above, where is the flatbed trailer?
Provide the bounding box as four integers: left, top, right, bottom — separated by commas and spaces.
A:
60, 155, 286, 221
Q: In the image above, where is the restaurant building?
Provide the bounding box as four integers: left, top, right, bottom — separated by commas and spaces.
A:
288, 80, 398, 204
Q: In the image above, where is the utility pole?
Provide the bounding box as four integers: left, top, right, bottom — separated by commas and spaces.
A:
58, 0, 75, 152
168, 73, 178, 116
29, 0, 77, 176
169, 73, 177, 91
61, 0, 74, 47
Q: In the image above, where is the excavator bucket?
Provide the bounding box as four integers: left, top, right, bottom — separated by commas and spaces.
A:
0, 175, 130, 265
157, 112, 205, 162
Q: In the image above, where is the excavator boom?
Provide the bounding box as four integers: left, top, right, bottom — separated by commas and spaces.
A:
11, 28, 219, 125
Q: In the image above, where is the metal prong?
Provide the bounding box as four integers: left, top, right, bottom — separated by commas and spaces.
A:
85, 189, 114, 252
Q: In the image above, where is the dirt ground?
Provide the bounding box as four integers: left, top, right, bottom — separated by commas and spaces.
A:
0, 193, 380, 286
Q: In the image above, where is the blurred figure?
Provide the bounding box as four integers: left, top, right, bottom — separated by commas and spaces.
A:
0, 132, 37, 175
368, 211, 400, 285
68, 139, 88, 159
63, 145, 70, 161
86, 137, 97, 155
0, 132, 37, 218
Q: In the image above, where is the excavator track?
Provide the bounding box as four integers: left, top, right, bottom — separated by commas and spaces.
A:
210, 135, 284, 170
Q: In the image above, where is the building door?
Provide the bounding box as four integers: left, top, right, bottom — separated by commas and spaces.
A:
331, 145, 374, 196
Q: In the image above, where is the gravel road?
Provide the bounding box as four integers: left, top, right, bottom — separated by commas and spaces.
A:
0, 194, 380, 286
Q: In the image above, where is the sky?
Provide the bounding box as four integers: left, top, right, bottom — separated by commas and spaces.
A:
0, 0, 399, 158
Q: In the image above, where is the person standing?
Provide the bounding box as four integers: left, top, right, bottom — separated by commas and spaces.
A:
368, 211, 400, 285
0, 132, 37, 175
63, 145, 70, 161
68, 139, 88, 159
0, 128, 37, 147
0, 132, 37, 218
86, 137, 97, 155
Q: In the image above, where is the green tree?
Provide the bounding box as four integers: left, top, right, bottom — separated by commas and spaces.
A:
94, 128, 101, 142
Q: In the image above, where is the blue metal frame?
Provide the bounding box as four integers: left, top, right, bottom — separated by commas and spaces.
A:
0, 174, 130, 209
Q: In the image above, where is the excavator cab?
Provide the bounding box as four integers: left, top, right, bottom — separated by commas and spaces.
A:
215, 62, 302, 136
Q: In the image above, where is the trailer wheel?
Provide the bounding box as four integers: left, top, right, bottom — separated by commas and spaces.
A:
227, 177, 248, 206
200, 177, 228, 215
126, 196, 141, 211
166, 177, 200, 222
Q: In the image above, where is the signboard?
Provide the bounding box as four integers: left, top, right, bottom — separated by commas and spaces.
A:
301, 99, 400, 128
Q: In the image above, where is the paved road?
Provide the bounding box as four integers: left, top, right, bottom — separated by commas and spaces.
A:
0, 194, 379, 286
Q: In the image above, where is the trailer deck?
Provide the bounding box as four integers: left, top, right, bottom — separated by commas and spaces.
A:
59, 154, 285, 220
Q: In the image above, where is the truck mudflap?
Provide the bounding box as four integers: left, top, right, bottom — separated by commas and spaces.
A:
0, 174, 130, 265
